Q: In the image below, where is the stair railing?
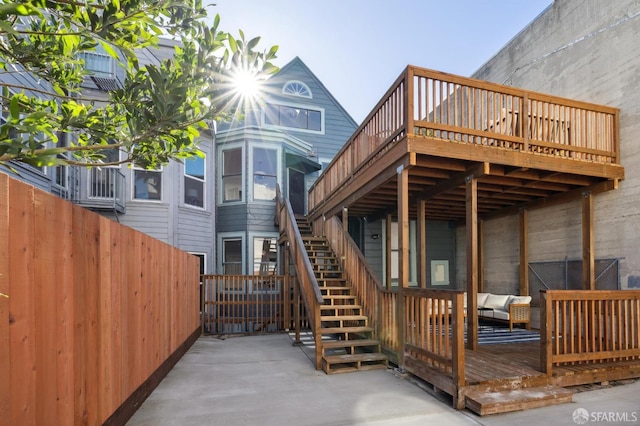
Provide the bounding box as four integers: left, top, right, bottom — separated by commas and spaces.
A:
322, 216, 400, 356
276, 185, 324, 369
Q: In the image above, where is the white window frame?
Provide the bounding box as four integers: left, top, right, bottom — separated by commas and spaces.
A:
382, 219, 417, 287
184, 154, 206, 209
218, 232, 246, 276
262, 100, 325, 135
282, 80, 312, 98
249, 143, 281, 203
218, 143, 244, 205
132, 164, 163, 202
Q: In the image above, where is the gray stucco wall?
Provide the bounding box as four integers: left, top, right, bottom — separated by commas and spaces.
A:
456, 0, 640, 291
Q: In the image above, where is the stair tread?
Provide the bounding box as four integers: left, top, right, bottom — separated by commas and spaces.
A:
324, 353, 388, 363
321, 315, 367, 321
320, 304, 362, 310
322, 339, 380, 348
323, 295, 357, 299
321, 326, 374, 334
465, 385, 573, 416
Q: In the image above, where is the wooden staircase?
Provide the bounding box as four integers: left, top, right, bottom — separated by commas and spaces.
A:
296, 216, 388, 374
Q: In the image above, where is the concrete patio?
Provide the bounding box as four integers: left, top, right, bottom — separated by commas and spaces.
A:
127, 334, 640, 426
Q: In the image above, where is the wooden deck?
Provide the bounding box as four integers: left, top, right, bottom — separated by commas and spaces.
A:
308, 65, 623, 223
466, 341, 640, 388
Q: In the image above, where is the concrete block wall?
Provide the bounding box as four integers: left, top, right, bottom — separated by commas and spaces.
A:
457, 0, 640, 291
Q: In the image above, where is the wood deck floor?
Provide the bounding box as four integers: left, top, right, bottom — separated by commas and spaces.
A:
466, 340, 640, 389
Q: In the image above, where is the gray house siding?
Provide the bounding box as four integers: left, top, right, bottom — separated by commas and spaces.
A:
456, 0, 640, 291
215, 57, 357, 274
364, 219, 456, 288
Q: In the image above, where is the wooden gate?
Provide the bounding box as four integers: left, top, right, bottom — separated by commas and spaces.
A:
201, 275, 296, 334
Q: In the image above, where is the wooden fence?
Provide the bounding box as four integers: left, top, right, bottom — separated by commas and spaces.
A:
541, 289, 640, 374
201, 275, 293, 334
0, 173, 200, 426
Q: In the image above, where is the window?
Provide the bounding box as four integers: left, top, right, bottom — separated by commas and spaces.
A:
253, 237, 277, 275
90, 143, 120, 198
222, 148, 242, 202
133, 167, 162, 201
222, 239, 242, 275
185, 155, 205, 207
282, 80, 312, 98
264, 103, 322, 131
79, 49, 114, 78
386, 220, 417, 286
253, 147, 277, 201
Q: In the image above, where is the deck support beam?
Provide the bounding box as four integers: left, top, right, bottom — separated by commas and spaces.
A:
385, 214, 392, 290
417, 199, 427, 288
478, 220, 484, 293
466, 176, 479, 350
520, 209, 529, 296
397, 166, 409, 367
582, 191, 595, 290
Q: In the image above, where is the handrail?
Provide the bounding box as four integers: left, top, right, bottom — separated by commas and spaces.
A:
323, 216, 385, 327
308, 65, 620, 217
276, 185, 323, 369
540, 289, 640, 375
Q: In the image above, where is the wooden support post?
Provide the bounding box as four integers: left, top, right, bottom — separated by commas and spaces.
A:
417, 199, 427, 288
519, 209, 529, 296
385, 213, 392, 290
397, 166, 409, 368
466, 176, 479, 350
540, 290, 552, 375
342, 207, 348, 264
582, 192, 595, 290
478, 220, 484, 293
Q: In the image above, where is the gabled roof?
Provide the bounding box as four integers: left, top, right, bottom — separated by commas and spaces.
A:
273, 56, 358, 128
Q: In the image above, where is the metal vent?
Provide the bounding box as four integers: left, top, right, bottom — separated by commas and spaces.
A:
90, 76, 121, 92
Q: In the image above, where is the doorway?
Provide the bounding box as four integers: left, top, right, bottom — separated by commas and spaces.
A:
288, 169, 305, 215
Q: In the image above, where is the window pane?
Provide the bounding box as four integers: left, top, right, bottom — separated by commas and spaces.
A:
253, 148, 277, 176
223, 239, 242, 274
223, 148, 242, 175
223, 175, 241, 201
134, 170, 162, 200
253, 175, 276, 200
309, 110, 321, 131
185, 156, 205, 180
253, 237, 277, 275
185, 176, 204, 207
264, 104, 279, 125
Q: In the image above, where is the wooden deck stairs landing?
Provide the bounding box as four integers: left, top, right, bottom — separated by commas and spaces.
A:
296, 216, 388, 374
464, 385, 573, 416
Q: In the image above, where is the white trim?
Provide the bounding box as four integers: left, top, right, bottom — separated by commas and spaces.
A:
131, 165, 163, 202
217, 233, 246, 275
184, 154, 206, 209
261, 99, 325, 135
248, 232, 279, 275
282, 80, 312, 98
248, 143, 281, 203
217, 126, 314, 155
217, 142, 244, 206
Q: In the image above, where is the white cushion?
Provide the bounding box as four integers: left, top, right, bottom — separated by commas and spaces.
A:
508, 295, 532, 307
479, 310, 494, 318
477, 292, 490, 308
484, 294, 511, 310
493, 310, 510, 321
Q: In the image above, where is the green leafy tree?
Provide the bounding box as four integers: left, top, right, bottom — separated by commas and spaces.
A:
0, 0, 278, 169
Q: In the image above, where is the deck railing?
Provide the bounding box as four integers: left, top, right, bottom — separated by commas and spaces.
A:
276, 185, 324, 369
541, 289, 640, 374
201, 275, 290, 334
309, 65, 620, 214
403, 289, 466, 408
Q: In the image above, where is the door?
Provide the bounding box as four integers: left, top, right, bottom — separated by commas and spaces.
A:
288, 169, 305, 215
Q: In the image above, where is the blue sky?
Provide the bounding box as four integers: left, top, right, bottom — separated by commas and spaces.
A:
211, 1, 552, 123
